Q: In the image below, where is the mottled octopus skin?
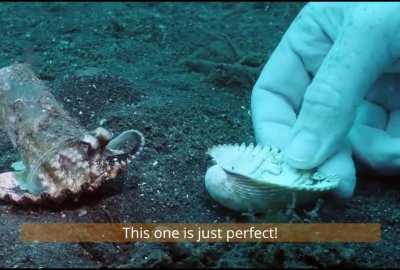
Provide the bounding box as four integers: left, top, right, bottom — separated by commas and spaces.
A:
0, 63, 144, 205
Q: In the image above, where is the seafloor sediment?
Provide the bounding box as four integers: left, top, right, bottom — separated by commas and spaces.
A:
0, 2, 399, 268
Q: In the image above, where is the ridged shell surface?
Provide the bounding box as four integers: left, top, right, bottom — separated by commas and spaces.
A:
205, 143, 340, 212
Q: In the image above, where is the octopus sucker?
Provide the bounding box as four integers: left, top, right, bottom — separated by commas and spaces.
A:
0, 63, 144, 205
205, 143, 340, 213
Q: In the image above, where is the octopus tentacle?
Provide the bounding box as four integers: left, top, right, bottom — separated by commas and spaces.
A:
0, 128, 145, 205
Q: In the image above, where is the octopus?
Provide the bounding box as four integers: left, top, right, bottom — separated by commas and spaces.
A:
205, 143, 340, 213
0, 63, 144, 205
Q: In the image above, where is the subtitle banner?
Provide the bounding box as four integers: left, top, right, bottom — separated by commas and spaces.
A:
20, 223, 381, 243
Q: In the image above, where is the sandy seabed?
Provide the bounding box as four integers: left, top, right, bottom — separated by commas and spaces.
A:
0, 2, 399, 268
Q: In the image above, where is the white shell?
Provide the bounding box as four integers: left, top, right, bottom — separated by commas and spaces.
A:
205, 143, 340, 213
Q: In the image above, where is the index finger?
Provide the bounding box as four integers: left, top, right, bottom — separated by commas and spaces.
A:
251, 4, 334, 148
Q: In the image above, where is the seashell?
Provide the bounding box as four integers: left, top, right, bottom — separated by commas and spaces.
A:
205, 143, 340, 213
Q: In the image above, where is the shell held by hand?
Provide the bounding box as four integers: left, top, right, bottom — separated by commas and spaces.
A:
204, 143, 340, 213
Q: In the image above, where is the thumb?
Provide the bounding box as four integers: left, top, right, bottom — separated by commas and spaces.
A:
285, 12, 395, 169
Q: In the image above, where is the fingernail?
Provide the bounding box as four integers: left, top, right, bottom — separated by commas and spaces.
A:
286, 130, 319, 167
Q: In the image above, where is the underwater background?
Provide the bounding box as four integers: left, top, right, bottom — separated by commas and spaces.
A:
0, 2, 398, 268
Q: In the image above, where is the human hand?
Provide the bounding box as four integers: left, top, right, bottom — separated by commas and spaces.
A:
350, 74, 400, 176
251, 2, 400, 198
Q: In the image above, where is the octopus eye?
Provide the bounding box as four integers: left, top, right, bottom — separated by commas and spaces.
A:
81, 134, 99, 149
94, 127, 113, 147
80, 134, 99, 156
